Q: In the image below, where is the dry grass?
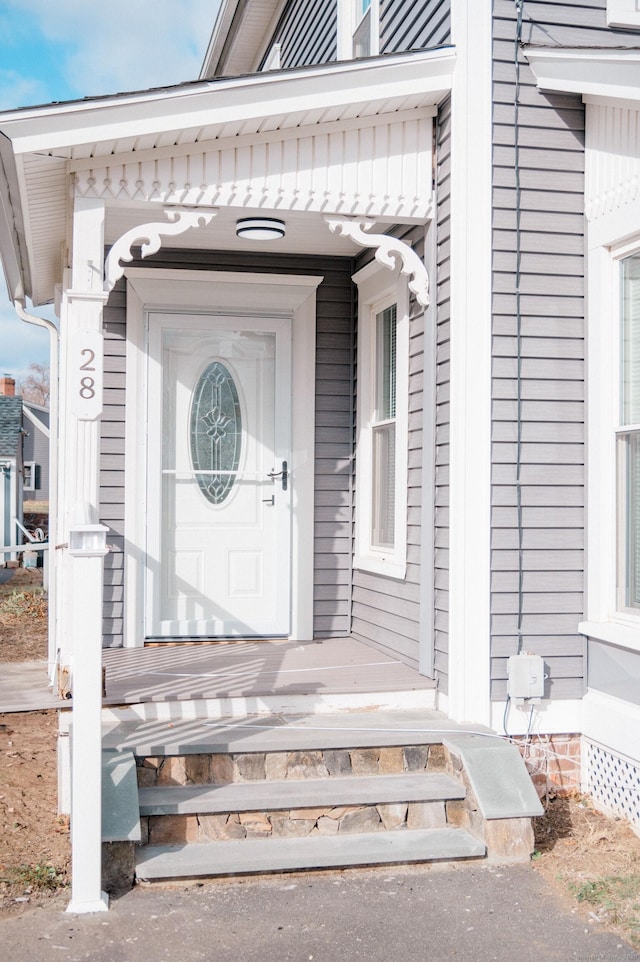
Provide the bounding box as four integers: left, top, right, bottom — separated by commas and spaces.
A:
0, 568, 47, 662
534, 792, 640, 950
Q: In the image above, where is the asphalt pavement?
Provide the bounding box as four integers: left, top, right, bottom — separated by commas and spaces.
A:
1, 862, 638, 962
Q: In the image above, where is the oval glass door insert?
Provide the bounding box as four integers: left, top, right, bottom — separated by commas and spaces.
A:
190, 361, 242, 504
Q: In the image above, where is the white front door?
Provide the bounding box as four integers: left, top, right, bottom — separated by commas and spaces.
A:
146, 312, 292, 638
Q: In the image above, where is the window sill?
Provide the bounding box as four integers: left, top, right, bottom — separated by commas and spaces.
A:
579, 619, 640, 653
354, 553, 407, 581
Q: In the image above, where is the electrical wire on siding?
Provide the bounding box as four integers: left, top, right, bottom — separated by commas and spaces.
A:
504, 0, 526, 737
514, 0, 525, 655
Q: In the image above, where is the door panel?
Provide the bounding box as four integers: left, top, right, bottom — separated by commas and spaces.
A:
146, 313, 291, 637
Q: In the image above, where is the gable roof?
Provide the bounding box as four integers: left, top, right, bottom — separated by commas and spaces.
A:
0, 396, 23, 457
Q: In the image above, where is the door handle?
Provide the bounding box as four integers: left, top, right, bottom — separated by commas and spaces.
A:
267, 461, 288, 491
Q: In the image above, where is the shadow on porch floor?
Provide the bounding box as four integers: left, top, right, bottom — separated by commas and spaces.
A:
101, 637, 435, 709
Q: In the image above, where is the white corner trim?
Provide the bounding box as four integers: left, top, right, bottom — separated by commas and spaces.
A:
124, 268, 319, 647
104, 209, 217, 291
447, 0, 493, 726
326, 217, 430, 306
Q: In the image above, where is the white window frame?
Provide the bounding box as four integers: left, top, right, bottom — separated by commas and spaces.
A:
23, 460, 37, 491
607, 0, 640, 29
337, 0, 380, 60
580, 236, 640, 653
353, 261, 408, 579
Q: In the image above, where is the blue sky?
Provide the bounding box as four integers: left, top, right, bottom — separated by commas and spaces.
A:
0, 0, 219, 385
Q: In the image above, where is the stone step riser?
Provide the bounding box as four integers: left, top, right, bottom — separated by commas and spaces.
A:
136, 744, 448, 788
140, 798, 469, 846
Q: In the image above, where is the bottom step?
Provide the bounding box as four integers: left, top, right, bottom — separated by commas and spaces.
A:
135, 827, 486, 880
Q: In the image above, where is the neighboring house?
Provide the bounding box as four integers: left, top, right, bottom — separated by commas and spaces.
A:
21, 399, 50, 508
0, 375, 49, 561
0, 391, 24, 562
1, 0, 640, 903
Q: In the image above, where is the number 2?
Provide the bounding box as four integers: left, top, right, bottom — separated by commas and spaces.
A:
80, 348, 95, 371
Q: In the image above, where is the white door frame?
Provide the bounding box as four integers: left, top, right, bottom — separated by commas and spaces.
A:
124, 268, 322, 647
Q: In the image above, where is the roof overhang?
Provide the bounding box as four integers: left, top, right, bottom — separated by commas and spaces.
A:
0, 47, 455, 306
525, 47, 640, 107
200, 0, 287, 78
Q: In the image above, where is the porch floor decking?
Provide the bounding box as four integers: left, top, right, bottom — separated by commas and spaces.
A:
101, 637, 435, 707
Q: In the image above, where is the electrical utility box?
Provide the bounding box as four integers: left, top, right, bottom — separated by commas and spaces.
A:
507, 653, 545, 704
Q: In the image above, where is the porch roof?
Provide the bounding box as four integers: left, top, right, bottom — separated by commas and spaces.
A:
0, 47, 455, 307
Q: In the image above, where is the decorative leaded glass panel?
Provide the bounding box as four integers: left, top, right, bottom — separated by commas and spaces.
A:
190, 361, 242, 505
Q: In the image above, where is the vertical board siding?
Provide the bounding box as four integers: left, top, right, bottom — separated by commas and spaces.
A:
489, 0, 629, 699
350, 227, 426, 669
434, 94, 451, 694
270, 0, 337, 69
99, 251, 354, 647
381, 0, 451, 52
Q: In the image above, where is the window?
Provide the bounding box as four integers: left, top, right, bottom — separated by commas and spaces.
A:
618, 252, 640, 610
353, 263, 408, 578
23, 461, 38, 491
371, 304, 397, 548
337, 0, 380, 60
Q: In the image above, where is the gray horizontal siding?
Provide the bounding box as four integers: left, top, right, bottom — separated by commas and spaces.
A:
268, 0, 450, 69
434, 94, 451, 694
491, 0, 593, 701
269, 0, 337, 69
381, 0, 451, 52
99, 250, 355, 647
100, 288, 127, 647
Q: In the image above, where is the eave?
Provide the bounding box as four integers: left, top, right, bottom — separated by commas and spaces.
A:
200, 0, 287, 78
0, 48, 455, 306
525, 47, 640, 107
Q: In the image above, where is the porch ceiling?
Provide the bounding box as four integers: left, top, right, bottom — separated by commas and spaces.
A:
0, 47, 455, 306
104, 205, 364, 258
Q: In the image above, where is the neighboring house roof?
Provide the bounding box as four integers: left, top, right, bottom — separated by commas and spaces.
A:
0, 396, 23, 457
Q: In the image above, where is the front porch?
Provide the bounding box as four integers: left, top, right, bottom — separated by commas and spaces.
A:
99, 636, 436, 714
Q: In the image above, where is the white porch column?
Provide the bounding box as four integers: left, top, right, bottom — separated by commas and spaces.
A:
447, 0, 493, 725
57, 197, 107, 669
66, 515, 109, 914
58, 196, 109, 912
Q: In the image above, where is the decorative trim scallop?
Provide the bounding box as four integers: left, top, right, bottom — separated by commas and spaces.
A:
325, 216, 430, 307
75, 113, 435, 225
103, 208, 217, 291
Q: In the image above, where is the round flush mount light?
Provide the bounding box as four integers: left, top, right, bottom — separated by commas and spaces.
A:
235, 217, 286, 240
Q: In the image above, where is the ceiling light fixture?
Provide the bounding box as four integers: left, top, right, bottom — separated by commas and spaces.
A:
235, 217, 286, 240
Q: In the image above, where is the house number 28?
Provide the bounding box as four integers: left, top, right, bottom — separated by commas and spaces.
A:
71, 332, 103, 420
79, 349, 96, 398
80, 347, 96, 400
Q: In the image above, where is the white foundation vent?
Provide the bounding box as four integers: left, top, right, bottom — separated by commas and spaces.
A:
586, 741, 640, 832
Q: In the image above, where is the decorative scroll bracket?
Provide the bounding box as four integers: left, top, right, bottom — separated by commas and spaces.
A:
325, 216, 430, 308
104, 207, 218, 292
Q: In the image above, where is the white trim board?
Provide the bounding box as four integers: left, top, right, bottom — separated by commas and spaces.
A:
124, 268, 320, 647
447, 0, 493, 726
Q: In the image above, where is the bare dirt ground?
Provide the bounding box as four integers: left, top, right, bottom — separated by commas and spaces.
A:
0, 566, 639, 947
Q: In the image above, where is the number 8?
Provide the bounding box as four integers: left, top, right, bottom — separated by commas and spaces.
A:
80, 376, 95, 399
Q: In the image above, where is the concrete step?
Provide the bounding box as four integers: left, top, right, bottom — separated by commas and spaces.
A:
102, 708, 473, 756
138, 772, 465, 816
135, 827, 486, 880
